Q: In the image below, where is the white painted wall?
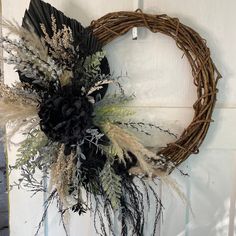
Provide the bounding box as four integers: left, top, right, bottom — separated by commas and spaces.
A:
2, 0, 236, 235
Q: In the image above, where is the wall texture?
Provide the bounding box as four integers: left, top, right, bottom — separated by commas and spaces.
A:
2, 0, 236, 236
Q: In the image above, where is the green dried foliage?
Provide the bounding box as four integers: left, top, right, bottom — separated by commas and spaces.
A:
15, 129, 48, 169
94, 94, 135, 125
94, 104, 134, 125
100, 160, 122, 210
84, 51, 106, 77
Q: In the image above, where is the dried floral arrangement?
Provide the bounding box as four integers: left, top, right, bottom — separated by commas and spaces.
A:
0, 0, 220, 236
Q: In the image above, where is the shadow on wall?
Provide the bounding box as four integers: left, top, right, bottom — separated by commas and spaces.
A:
62, 0, 92, 26
0, 129, 9, 236
184, 149, 233, 236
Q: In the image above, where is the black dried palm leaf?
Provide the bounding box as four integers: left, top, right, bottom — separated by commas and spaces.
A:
23, 0, 101, 54
20, 0, 110, 97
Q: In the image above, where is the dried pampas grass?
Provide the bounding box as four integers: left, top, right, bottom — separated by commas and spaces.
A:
0, 81, 39, 141
50, 144, 77, 206
103, 123, 190, 212
0, 98, 38, 141
0, 82, 39, 106
0, 99, 37, 126
102, 122, 167, 178
2, 19, 48, 61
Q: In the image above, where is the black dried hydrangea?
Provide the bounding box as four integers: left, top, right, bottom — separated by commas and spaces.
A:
39, 84, 94, 155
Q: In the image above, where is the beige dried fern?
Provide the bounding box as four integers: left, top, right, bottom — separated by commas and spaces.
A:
40, 15, 74, 62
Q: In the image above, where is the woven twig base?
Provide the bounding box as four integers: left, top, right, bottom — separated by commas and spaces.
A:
89, 10, 222, 166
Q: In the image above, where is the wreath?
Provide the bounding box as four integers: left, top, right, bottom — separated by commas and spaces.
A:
0, 0, 221, 235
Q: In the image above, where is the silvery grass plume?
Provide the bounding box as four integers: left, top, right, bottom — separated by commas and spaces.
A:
1, 19, 61, 86
0, 82, 38, 126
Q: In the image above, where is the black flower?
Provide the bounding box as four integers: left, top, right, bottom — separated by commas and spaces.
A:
38, 85, 94, 154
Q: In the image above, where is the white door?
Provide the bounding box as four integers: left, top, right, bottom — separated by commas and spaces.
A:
2, 0, 236, 235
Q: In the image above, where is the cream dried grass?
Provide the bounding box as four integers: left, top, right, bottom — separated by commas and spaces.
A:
50, 144, 77, 205
102, 122, 165, 178
2, 19, 48, 61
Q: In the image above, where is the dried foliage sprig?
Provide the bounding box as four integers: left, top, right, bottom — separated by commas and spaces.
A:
0, 32, 60, 87
6, 42, 57, 80
2, 19, 48, 61
115, 120, 178, 138
40, 15, 76, 67
100, 159, 122, 210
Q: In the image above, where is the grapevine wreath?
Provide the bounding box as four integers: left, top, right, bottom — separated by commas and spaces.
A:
0, 0, 221, 235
